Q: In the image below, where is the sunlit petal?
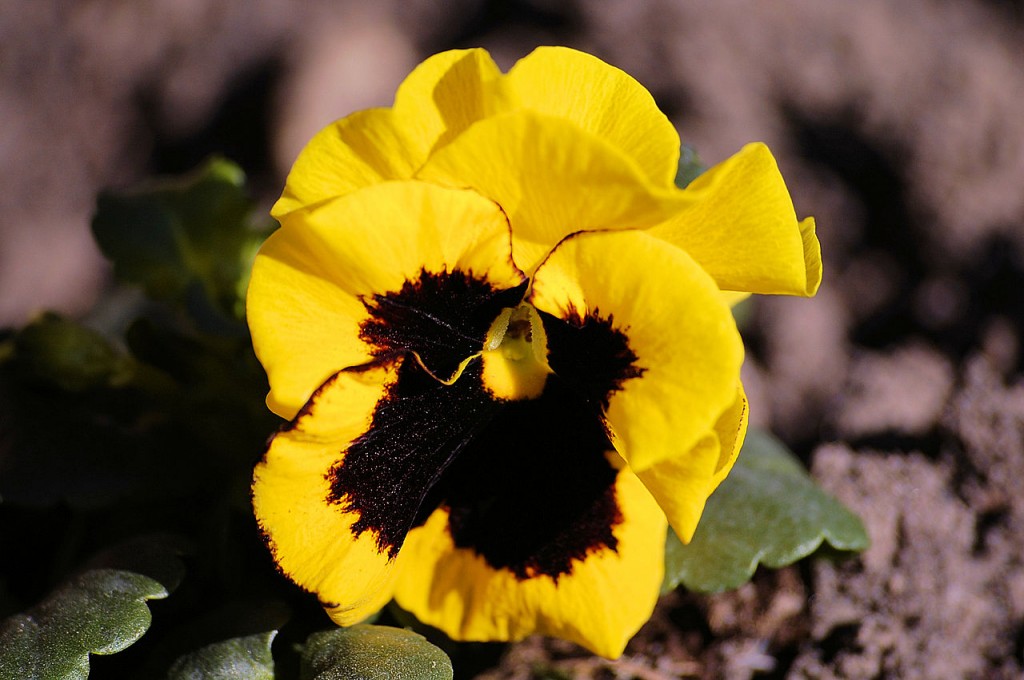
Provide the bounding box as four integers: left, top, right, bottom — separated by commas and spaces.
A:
530, 229, 744, 472
395, 469, 666, 658
507, 46, 680, 187
249, 180, 523, 416
650, 143, 822, 296
418, 111, 680, 272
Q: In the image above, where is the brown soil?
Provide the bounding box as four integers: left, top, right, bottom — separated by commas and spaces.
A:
4, 1, 1024, 678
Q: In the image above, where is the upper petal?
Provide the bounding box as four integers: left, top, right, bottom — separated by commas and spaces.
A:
417, 111, 681, 273
272, 108, 421, 220
506, 46, 680, 188
530, 229, 745, 472
391, 48, 511, 158
649, 142, 822, 296
394, 468, 666, 658
272, 49, 507, 220
275, 46, 682, 222
248, 180, 524, 417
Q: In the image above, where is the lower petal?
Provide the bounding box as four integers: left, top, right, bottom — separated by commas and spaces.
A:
530, 230, 744, 472
252, 364, 402, 624
634, 383, 749, 542
393, 469, 667, 658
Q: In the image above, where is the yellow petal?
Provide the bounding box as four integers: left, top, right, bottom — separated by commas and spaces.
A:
506, 46, 680, 187
247, 225, 372, 417
394, 469, 666, 658
391, 48, 510, 158
272, 108, 420, 220
649, 142, 822, 296
252, 365, 401, 624
248, 181, 524, 417
273, 49, 510, 220
530, 230, 744, 471
720, 290, 752, 308
274, 46, 685, 222
799, 216, 823, 296
709, 382, 749, 489
634, 383, 749, 542
418, 111, 679, 272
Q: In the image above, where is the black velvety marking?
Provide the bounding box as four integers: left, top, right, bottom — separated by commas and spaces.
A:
327, 360, 500, 559
426, 309, 644, 580
360, 270, 527, 380
540, 307, 645, 412
438, 374, 623, 580
329, 302, 643, 579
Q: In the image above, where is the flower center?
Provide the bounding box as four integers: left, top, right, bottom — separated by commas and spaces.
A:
481, 304, 552, 400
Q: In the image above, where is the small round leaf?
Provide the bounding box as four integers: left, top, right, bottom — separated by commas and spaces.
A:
300, 625, 453, 680
0, 569, 168, 680
167, 631, 277, 680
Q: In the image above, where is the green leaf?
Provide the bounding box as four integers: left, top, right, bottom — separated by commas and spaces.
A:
0, 569, 168, 680
11, 313, 136, 392
0, 345, 200, 509
167, 631, 277, 680
674, 144, 707, 189
300, 625, 453, 680
91, 157, 271, 326
121, 317, 281, 470
662, 429, 869, 593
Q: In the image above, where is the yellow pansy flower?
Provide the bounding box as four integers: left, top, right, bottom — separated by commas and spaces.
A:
249, 46, 820, 658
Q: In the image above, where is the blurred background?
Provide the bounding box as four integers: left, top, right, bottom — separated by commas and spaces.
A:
3, 0, 1024, 677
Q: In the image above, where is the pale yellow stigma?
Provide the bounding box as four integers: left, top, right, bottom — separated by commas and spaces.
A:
481, 304, 552, 400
